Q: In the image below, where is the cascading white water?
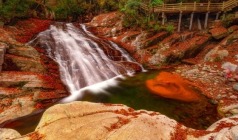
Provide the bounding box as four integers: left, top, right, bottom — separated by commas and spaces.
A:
30, 23, 141, 101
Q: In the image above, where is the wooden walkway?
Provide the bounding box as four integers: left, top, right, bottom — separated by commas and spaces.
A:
141, 0, 238, 32
141, 0, 238, 13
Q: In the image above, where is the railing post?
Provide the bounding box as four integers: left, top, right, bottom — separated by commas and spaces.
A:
178, 11, 183, 32
204, 12, 209, 29
207, 1, 211, 11
193, 1, 196, 11
222, 1, 225, 11
180, 2, 182, 11
189, 12, 194, 30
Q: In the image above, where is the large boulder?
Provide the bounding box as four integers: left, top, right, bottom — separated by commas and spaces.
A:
11, 101, 238, 140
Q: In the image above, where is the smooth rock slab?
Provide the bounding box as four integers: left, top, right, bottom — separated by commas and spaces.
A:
13, 102, 238, 140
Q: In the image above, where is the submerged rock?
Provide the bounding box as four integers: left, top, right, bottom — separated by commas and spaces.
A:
11, 101, 238, 140
146, 72, 201, 102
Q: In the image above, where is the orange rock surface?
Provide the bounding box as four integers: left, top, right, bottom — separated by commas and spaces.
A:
146, 72, 201, 102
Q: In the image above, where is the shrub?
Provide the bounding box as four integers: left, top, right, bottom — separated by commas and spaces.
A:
0, 0, 34, 24
166, 24, 175, 34
221, 13, 235, 27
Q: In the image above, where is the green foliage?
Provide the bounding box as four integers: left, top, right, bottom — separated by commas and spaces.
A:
150, 0, 163, 7
165, 24, 174, 34
0, 0, 34, 23
221, 13, 235, 27
121, 0, 142, 27
53, 0, 84, 20
96, 0, 119, 12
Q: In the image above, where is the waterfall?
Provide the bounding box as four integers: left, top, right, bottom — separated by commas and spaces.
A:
30, 23, 141, 101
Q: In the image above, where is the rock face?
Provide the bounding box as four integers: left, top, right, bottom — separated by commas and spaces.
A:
9, 101, 238, 140
0, 19, 68, 125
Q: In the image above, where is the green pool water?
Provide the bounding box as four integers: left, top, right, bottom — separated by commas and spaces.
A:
4, 71, 220, 135
80, 70, 220, 130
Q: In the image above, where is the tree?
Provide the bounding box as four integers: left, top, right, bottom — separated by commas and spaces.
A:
148, 0, 163, 22
121, 0, 142, 27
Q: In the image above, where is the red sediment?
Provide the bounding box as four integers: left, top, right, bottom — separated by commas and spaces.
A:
146, 72, 201, 102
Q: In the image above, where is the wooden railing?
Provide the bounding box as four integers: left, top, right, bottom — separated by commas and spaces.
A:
141, 0, 238, 13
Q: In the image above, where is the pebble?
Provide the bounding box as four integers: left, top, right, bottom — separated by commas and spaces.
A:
233, 83, 238, 91
175, 70, 181, 73
230, 109, 238, 114
230, 95, 237, 99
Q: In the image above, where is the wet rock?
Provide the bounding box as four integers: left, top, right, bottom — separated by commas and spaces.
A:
233, 83, 238, 91
119, 61, 142, 72
0, 128, 21, 140
209, 26, 229, 40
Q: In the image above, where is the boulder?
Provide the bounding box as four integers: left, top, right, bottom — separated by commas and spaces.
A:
204, 47, 229, 62
209, 26, 229, 40
12, 102, 238, 140
0, 128, 21, 140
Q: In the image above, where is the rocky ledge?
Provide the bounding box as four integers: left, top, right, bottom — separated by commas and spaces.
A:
2, 101, 237, 140
0, 19, 68, 125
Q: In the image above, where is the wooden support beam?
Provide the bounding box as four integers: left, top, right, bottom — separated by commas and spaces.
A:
189, 12, 194, 30
162, 12, 165, 25
178, 11, 182, 32
197, 18, 202, 30
204, 12, 209, 29
216, 12, 220, 20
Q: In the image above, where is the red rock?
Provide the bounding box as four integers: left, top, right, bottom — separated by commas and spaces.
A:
209, 26, 229, 40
